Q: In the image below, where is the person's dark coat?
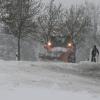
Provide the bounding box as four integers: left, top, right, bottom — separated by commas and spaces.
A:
91, 45, 99, 62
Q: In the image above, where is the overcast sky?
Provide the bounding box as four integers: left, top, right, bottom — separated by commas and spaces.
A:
43, 0, 100, 8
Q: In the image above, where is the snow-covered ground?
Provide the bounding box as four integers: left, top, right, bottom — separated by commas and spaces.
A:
0, 60, 100, 100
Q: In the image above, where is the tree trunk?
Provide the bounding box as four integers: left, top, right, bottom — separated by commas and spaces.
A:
17, 30, 21, 61
73, 45, 76, 63
71, 33, 76, 63
72, 42, 76, 63
17, 0, 22, 61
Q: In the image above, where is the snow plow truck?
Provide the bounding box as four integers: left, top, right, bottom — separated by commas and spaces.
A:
39, 34, 75, 63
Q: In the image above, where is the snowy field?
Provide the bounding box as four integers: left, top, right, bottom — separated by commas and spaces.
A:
0, 60, 100, 100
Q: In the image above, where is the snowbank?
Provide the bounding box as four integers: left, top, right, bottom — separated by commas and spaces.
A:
0, 61, 100, 100
0, 87, 99, 100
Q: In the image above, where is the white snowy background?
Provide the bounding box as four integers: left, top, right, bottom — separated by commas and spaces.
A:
0, 61, 100, 100
43, 0, 100, 8
0, 0, 100, 99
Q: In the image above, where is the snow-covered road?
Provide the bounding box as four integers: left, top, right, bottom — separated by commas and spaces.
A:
0, 87, 99, 100
0, 60, 100, 100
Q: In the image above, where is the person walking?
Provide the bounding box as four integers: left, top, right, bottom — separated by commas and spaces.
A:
91, 45, 99, 62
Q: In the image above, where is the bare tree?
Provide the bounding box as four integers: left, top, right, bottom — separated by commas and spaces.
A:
38, 0, 63, 43
63, 5, 92, 62
84, 2, 100, 45
0, 0, 41, 60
